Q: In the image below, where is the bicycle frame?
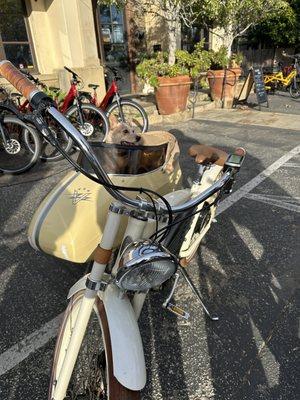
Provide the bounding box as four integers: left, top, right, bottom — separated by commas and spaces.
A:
264, 69, 297, 87
60, 83, 77, 113
92, 80, 118, 110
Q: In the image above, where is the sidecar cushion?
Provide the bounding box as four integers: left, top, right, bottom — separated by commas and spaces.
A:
188, 144, 228, 166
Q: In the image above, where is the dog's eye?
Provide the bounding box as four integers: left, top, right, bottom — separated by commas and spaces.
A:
123, 129, 129, 134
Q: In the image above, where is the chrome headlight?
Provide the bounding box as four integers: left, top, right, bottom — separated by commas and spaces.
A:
115, 240, 177, 292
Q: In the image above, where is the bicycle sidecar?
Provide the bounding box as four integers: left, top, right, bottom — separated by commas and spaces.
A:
28, 131, 182, 263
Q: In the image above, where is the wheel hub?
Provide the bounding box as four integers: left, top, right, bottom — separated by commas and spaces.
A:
4, 139, 21, 154
79, 123, 94, 137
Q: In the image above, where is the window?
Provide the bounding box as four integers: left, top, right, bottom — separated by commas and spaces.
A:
0, 0, 35, 69
99, 5, 128, 65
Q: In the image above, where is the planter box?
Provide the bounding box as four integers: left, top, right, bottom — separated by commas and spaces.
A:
155, 75, 192, 115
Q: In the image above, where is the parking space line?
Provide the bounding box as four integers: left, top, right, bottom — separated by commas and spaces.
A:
0, 314, 62, 376
217, 144, 300, 215
0, 144, 299, 377
245, 193, 300, 213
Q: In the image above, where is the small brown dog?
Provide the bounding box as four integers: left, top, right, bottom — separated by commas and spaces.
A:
101, 116, 143, 174
105, 115, 142, 145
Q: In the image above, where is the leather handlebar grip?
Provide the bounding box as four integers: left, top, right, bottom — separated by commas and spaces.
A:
0, 60, 38, 100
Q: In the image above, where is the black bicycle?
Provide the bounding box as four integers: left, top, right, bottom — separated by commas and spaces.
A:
0, 91, 41, 174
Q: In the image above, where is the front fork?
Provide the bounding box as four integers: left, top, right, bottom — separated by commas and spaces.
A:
53, 207, 122, 400
115, 93, 125, 122
53, 204, 149, 399
76, 96, 85, 126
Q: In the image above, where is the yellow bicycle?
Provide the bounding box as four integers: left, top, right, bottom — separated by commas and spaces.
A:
264, 52, 300, 99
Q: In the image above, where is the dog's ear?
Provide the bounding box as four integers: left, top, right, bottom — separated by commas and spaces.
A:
109, 115, 119, 130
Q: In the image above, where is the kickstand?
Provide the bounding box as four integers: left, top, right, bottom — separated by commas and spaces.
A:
179, 266, 219, 321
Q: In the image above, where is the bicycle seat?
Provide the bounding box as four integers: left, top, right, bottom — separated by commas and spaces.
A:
188, 144, 228, 166
88, 84, 99, 90
10, 92, 22, 98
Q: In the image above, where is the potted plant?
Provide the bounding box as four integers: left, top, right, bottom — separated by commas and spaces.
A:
207, 46, 243, 107
137, 41, 211, 115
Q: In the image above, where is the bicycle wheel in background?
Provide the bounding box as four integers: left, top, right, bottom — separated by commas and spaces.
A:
48, 291, 140, 400
39, 115, 73, 162
0, 116, 41, 174
106, 99, 149, 134
65, 103, 109, 143
289, 79, 300, 98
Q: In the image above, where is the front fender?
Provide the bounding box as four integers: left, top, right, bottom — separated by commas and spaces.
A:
102, 285, 146, 390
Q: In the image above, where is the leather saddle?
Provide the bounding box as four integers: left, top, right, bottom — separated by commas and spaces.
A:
188, 144, 228, 167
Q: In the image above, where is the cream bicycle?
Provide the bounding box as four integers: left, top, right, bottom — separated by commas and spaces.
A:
0, 60, 246, 400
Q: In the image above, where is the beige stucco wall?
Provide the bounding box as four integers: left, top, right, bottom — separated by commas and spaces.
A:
0, 0, 106, 100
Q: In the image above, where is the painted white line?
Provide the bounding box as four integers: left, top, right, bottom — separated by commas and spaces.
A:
1, 144, 300, 376
283, 162, 300, 168
245, 193, 300, 213
217, 144, 300, 215
0, 313, 62, 376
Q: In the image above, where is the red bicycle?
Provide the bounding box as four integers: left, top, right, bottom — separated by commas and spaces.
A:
12, 68, 109, 161
80, 66, 148, 134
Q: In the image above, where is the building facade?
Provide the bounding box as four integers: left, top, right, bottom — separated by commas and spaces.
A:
0, 0, 212, 97
0, 0, 170, 97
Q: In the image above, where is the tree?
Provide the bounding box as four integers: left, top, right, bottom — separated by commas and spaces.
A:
100, 0, 199, 65
196, 0, 292, 56
248, 0, 300, 47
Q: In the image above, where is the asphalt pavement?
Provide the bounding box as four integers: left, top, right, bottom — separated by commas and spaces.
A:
0, 97, 299, 399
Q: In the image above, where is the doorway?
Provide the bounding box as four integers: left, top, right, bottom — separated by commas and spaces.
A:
95, 3, 131, 93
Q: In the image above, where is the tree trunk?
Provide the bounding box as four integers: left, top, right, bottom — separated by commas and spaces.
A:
222, 25, 234, 58
167, 19, 177, 65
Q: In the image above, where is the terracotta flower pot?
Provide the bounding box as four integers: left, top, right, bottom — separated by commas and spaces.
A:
155, 75, 192, 115
207, 67, 242, 108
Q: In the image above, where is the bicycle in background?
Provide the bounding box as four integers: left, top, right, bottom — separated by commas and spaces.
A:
80, 66, 149, 134
0, 88, 41, 174
264, 52, 300, 98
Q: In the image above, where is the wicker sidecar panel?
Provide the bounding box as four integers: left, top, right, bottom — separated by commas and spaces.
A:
28, 132, 182, 263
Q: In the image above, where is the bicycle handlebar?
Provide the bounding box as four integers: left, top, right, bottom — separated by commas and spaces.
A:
64, 66, 79, 78
0, 60, 236, 215
0, 61, 38, 100
282, 51, 299, 61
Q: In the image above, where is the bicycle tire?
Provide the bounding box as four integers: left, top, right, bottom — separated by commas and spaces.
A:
48, 290, 140, 400
289, 80, 300, 98
39, 115, 73, 162
106, 99, 149, 134
0, 115, 41, 174
65, 103, 109, 143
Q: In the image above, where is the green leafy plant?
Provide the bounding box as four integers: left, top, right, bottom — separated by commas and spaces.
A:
44, 88, 66, 105
209, 46, 229, 70
208, 46, 244, 70
230, 52, 244, 68
136, 40, 211, 88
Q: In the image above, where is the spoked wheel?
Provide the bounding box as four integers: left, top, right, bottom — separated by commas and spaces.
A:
39, 116, 73, 162
289, 79, 300, 98
49, 291, 140, 400
106, 99, 149, 134
0, 116, 41, 174
66, 103, 109, 143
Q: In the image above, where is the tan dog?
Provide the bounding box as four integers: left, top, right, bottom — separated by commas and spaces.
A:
106, 115, 142, 145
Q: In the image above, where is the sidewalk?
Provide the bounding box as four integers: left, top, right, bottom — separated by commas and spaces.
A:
194, 107, 300, 131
